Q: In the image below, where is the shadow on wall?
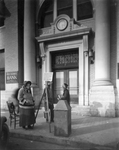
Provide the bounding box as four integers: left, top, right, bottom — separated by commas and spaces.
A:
105, 102, 115, 117
89, 102, 102, 117
90, 102, 116, 117
115, 102, 119, 117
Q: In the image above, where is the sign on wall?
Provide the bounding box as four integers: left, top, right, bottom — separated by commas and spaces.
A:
44, 72, 53, 82
6, 71, 18, 83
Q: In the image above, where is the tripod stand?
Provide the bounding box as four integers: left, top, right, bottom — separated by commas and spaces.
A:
35, 85, 51, 132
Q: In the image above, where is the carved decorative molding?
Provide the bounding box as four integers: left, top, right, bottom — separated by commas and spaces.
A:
39, 42, 46, 61
36, 14, 90, 39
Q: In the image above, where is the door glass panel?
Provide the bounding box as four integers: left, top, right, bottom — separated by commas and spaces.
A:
69, 71, 77, 95
54, 70, 78, 104
56, 72, 64, 95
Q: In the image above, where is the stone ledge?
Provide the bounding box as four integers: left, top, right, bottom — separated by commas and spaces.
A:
9, 132, 113, 150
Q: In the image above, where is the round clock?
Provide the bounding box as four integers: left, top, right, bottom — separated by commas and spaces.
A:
57, 19, 68, 31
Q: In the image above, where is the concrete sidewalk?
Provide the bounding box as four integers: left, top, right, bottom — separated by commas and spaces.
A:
2, 109, 119, 150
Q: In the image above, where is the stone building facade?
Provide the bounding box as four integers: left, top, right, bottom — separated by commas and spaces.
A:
0, 0, 119, 117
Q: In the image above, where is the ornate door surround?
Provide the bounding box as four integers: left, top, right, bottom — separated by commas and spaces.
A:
36, 15, 91, 106
40, 36, 89, 106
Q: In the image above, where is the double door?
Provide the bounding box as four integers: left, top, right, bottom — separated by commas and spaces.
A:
53, 69, 79, 104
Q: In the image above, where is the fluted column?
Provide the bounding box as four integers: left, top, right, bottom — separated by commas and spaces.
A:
24, 0, 36, 84
94, 0, 111, 86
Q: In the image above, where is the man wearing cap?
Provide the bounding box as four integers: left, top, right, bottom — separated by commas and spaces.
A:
59, 83, 70, 106
43, 81, 54, 122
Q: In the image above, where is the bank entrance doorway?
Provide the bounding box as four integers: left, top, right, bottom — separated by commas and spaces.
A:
51, 49, 79, 104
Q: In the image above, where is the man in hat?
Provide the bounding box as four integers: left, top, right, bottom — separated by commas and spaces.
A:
58, 83, 70, 106
43, 81, 54, 122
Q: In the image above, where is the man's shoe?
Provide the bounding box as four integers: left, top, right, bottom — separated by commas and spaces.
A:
22, 126, 27, 129
28, 125, 33, 129
51, 120, 54, 122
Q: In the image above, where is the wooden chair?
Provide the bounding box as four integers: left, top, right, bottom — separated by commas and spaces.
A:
6, 101, 19, 129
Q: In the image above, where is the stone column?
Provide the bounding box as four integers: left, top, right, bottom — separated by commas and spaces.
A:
24, 0, 36, 85
94, 0, 111, 86
89, 0, 115, 117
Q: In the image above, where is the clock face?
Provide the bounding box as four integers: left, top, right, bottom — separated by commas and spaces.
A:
57, 19, 68, 31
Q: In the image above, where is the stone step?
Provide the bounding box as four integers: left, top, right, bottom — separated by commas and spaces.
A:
71, 105, 91, 116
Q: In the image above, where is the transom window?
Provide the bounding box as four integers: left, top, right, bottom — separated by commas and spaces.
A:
39, 0, 93, 28
39, 0, 53, 28
77, 0, 93, 20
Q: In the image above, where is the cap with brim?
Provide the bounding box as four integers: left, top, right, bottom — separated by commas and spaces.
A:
64, 83, 68, 87
24, 81, 32, 86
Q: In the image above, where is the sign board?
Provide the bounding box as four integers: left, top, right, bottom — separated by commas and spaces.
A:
44, 72, 53, 82
6, 71, 18, 83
